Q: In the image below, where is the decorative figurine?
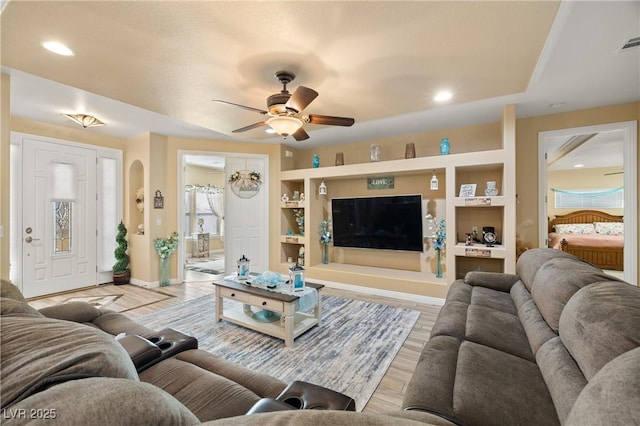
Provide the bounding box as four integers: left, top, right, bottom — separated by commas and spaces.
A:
288, 263, 306, 292
312, 153, 320, 168
237, 255, 250, 280
440, 137, 450, 155
465, 233, 473, 246
281, 193, 289, 202
300, 193, 305, 201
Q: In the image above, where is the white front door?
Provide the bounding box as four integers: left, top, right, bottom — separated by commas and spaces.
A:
21, 137, 98, 298
224, 156, 268, 274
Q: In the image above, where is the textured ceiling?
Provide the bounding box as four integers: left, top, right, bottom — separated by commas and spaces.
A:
1, 0, 638, 162
1, 1, 557, 138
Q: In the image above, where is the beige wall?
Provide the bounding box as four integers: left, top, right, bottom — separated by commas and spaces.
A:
3, 100, 638, 289
185, 164, 225, 187
295, 122, 501, 169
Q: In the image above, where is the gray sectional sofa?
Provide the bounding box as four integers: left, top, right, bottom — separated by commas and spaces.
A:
2, 248, 639, 425
403, 248, 640, 426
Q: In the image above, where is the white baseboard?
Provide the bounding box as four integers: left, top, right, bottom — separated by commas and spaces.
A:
308, 278, 445, 307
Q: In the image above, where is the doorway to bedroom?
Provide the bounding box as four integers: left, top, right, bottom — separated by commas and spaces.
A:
538, 121, 637, 285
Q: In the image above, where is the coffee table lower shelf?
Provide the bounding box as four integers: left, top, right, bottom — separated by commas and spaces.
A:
220, 304, 319, 346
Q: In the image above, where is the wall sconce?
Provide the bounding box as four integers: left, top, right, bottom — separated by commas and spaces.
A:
318, 179, 327, 195
154, 190, 164, 209
430, 172, 439, 191
425, 213, 437, 238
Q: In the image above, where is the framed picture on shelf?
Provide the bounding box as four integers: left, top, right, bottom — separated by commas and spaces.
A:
459, 184, 477, 197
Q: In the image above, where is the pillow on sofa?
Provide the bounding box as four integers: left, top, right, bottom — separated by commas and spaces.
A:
0, 314, 139, 409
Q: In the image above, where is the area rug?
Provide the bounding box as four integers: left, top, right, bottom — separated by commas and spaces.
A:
185, 258, 225, 275
138, 294, 420, 411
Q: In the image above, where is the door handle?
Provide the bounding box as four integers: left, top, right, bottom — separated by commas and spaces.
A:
25, 236, 40, 243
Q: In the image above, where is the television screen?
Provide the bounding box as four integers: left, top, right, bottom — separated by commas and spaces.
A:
331, 195, 423, 252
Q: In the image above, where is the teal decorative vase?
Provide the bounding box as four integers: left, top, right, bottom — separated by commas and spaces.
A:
322, 244, 329, 264
159, 256, 171, 286
312, 153, 320, 168
440, 138, 450, 155
435, 249, 443, 278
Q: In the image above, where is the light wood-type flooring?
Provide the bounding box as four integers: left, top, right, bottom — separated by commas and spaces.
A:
27, 278, 441, 413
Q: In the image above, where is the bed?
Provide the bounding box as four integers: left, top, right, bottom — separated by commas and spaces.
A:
548, 209, 624, 271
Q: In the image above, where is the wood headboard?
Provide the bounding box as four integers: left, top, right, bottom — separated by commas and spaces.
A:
548, 209, 624, 233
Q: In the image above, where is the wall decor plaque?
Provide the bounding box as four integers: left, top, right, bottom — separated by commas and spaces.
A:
367, 177, 394, 189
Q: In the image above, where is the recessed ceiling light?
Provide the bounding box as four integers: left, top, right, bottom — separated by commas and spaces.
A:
574, 164, 584, 168
42, 41, 74, 56
434, 91, 452, 102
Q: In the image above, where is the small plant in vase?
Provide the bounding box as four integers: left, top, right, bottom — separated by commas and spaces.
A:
113, 220, 130, 284
433, 218, 446, 278
318, 219, 332, 264
154, 232, 179, 287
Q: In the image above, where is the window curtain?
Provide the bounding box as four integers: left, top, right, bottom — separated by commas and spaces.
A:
204, 187, 224, 236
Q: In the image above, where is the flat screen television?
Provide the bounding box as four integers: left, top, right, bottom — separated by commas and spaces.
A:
331, 195, 423, 252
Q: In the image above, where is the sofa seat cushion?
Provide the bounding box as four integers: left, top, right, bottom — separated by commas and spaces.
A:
445, 280, 517, 315
174, 349, 287, 398
1, 315, 138, 409
559, 281, 640, 380
139, 350, 285, 422
403, 335, 559, 426
432, 281, 534, 361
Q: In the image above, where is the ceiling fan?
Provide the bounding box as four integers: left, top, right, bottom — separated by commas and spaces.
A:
213, 71, 355, 141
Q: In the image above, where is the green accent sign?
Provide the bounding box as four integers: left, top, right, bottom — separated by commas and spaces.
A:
367, 177, 395, 189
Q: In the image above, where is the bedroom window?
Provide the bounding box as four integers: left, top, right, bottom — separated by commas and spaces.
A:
553, 187, 624, 209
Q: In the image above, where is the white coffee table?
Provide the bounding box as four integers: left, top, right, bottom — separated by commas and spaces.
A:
214, 278, 323, 347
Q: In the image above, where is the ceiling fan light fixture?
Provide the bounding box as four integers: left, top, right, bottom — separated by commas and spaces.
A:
63, 113, 105, 128
266, 115, 303, 137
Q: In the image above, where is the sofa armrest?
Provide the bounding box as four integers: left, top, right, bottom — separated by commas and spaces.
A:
116, 334, 162, 371
464, 271, 520, 292
37, 301, 102, 323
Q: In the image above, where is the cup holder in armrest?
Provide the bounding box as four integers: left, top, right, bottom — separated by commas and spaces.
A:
136, 328, 198, 372
280, 396, 304, 409
276, 380, 356, 411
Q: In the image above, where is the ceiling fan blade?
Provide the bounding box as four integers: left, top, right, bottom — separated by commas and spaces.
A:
285, 86, 318, 113
232, 122, 266, 133
292, 127, 310, 141
307, 114, 355, 127
213, 100, 267, 115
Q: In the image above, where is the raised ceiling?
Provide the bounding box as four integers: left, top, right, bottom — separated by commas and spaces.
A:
1, 1, 638, 153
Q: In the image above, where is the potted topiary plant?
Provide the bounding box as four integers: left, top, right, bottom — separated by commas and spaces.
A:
113, 220, 131, 284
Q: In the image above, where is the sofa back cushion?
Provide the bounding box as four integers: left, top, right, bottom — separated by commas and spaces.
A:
1, 314, 139, 409
515, 248, 576, 291
559, 281, 640, 381
565, 346, 640, 426
531, 258, 615, 333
